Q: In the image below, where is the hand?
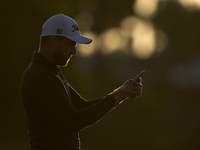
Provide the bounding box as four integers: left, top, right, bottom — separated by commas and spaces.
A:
110, 70, 146, 102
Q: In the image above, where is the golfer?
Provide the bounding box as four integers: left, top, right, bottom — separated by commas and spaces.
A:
20, 14, 146, 150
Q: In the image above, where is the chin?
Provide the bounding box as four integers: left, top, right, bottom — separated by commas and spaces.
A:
59, 60, 69, 67
59, 63, 67, 67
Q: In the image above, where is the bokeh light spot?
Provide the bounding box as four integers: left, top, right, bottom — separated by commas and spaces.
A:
100, 28, 128, 55
131, 18, 156, 59
178, 0, 200, 12
77, 32, 98, 57
120, 16, 138, 38
75, 12, 94, 31
155, 30, 168, 53
133, 0, 159, 18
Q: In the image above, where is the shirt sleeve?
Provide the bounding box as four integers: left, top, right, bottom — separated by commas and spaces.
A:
29, 73, 118, 132
68, 84, 110, 110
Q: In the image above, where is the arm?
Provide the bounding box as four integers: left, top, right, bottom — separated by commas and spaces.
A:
69, 70, 146, 109
29, 73, 117, 132
25, 70, 145, 133
68, 85, 110, 110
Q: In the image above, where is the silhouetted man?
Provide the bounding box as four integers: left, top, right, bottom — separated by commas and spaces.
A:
20, 14, 146, 150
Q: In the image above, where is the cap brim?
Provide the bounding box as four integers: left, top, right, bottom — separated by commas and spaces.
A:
67, 35, 92, 44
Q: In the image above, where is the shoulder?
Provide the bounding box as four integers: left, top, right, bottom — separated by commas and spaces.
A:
21, 63, 57, 89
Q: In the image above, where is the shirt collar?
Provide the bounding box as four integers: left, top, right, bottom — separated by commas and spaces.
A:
31, 51, 60, 74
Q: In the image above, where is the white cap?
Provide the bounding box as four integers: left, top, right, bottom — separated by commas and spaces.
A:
41, 14, 92, 44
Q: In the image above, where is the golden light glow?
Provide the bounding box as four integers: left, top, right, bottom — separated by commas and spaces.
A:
156, 30, 168, 53
120, 16, 138, 38
75, 12, 94, 31
77, 32, 98, 57
131, 19, 156, 59
133, 0, 159, 18
76, 0, 173, 59
100, 28, 128, 55
178, 0, 200, 12
77, 16, 168, 59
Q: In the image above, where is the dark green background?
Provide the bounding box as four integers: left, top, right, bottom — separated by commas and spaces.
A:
1, 0, 200, 149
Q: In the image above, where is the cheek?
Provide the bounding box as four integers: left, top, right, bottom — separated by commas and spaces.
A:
58, 45, 67, 57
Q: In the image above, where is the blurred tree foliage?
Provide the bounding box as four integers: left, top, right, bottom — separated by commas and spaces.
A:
1, 0, 200, 149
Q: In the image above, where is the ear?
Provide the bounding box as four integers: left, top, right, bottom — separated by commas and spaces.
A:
48, 36, 59, 49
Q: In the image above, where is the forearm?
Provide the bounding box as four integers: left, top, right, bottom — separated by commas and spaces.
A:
75, 95, 117, 131
69, 85, 108, 109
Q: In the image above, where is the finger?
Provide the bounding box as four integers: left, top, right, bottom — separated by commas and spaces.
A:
124, 79, 133, 85
138, 85, 143, 96
130, 90, 142, 98
133, 82, 140, 86
133, 82, 143, 86
138, 90, 142, 96
132, 85, 142, 93
129, 91, 138, 99
135, 77, 142, 83
133, 80, 143, 86
133, 70, 146, 82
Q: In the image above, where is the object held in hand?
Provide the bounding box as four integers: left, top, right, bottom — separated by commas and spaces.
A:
133, 70, 146, 81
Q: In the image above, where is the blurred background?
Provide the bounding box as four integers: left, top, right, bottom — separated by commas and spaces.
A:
1, 0, 200, 149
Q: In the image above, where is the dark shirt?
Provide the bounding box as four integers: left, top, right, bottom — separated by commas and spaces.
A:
20, 52, 118, 149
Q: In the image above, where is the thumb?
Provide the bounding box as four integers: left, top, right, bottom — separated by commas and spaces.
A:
123, 79, 133, 85
133, 70, 146, 82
